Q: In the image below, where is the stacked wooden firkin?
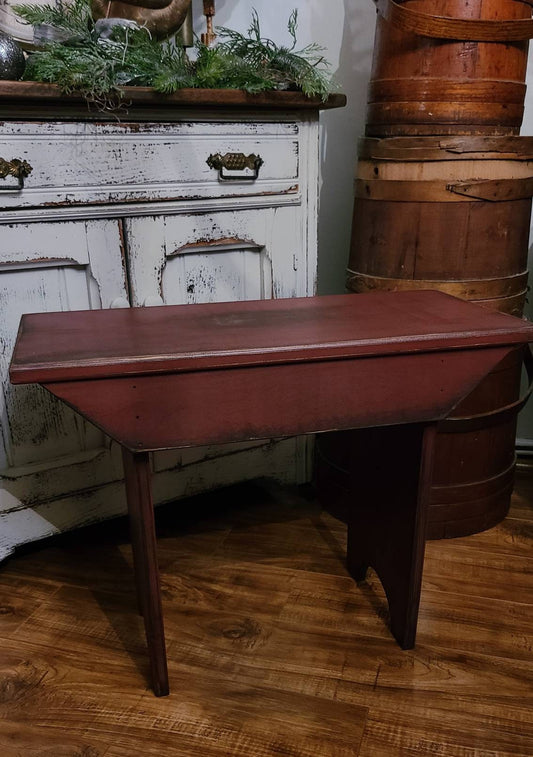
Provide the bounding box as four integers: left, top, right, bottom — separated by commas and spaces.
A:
319, 0, 533, 538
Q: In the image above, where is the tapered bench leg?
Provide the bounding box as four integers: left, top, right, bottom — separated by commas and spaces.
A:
122, 448, 169, 697
346, 422, 436, 649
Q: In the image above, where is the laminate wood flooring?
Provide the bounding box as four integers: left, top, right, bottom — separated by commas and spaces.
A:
0, 469, 532, 756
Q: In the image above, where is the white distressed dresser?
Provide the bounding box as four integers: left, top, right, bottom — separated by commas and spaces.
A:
0, 83, 345, 561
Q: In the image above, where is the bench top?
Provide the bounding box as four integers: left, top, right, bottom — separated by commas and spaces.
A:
10, 291, 533, 385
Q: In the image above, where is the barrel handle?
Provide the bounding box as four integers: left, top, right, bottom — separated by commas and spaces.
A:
358, 136, 533, 161
355, 177, 533, 202
374, 0, 533, 41
438, 345, 533, 432
447, 177, 533, 202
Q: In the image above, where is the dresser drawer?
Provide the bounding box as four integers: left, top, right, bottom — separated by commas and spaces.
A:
0, 120, 300, 211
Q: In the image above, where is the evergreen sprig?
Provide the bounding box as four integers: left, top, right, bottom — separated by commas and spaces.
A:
13, 1, 334, 109
217, 10, 332, 99
14, 0, 93, 36
193, 44, 278, 93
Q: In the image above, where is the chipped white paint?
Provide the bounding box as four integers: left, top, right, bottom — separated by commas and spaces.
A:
0, 220, 129, 533
0, 120, 300, 210
0, 112, 320, 561
125, 205, 308, 306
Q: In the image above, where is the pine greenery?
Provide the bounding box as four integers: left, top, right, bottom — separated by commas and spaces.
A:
13, 0, 334, 109
217, 10, 331, 99
15, 0, 92, 35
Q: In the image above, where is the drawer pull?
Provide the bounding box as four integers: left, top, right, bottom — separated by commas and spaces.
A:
207, 152, 263, 181
0, 158, 33, 190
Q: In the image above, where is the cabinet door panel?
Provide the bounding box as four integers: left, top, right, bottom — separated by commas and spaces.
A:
0, 263, 101, 469
125, 207, 308, 478
162, 242, 272, 305
0, 219, 128, 500
126, 206, 304, 307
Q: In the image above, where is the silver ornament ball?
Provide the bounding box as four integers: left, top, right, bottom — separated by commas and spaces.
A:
0, 31, 26, 81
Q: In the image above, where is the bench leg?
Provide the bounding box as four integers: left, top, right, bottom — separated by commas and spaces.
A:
346, 422, 436, 649
122, 448, 169, 697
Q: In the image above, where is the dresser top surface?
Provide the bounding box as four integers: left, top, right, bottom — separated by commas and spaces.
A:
0, 82, 346, 121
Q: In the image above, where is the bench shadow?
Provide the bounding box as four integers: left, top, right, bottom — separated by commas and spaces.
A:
10, 478, 357, 687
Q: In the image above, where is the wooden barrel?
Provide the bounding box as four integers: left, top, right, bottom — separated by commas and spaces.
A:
430, 347, 528, 537
343, 135, 533, 537
315, 346, 526, 537
350, 136, 532, 315
367, 0, 533, 136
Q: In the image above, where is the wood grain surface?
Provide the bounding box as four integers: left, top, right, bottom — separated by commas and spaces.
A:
11, 291, 533, 383
368, 0, 531, 135
0, 81, 346, 111
0, 471, 532, 755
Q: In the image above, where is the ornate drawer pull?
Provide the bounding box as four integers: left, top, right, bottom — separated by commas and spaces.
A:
207, 152, 264, 181
0, 158, 33, 190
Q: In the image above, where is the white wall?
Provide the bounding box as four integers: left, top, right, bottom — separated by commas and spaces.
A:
201, 0, 533, 441
194, 0, 375, 294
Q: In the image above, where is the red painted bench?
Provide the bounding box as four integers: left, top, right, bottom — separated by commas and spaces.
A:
10, 291, 533, 696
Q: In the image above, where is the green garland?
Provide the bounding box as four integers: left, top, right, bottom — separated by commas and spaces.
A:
13, 1, 334, 109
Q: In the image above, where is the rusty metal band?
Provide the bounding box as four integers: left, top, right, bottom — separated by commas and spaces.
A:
354, 177, 533, 202
374, 0, 533, 41
345, 270, 529, 300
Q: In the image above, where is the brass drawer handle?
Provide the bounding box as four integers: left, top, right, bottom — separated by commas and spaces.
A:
0, 158, 33, 191
207, 152, 264, 181
0, 158, 33, 190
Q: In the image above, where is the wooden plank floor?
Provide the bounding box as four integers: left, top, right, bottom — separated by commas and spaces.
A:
0, 469, 532, 756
